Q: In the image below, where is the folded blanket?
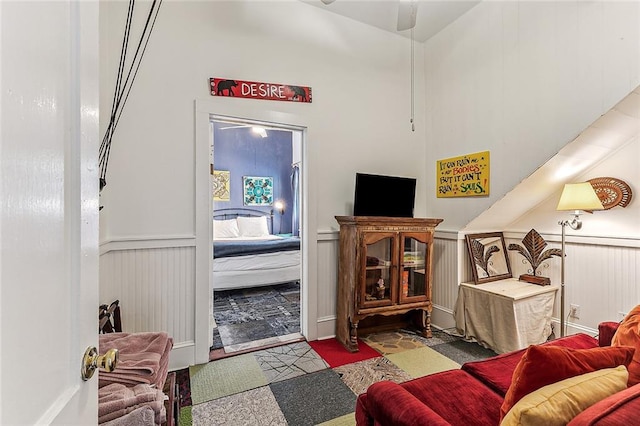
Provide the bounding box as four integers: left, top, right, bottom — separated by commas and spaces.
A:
99, 333, 170, 375
152, 339, 173, 389
99, 333, 173, 388
98, 388, 166, 425
99, 340, 171, 388
99, 383, 159, 418
99, 376, 151, 387
99, 406, 156, 426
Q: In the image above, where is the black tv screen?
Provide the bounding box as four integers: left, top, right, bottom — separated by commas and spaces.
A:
353, 173, 416, 217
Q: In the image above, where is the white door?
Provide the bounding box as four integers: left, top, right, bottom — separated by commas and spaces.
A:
1, 1, 100, 424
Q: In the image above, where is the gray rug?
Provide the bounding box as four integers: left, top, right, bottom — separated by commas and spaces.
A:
212, 281, 300, 349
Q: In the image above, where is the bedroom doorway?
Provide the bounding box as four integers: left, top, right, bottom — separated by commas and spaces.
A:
209, 116, 303, 358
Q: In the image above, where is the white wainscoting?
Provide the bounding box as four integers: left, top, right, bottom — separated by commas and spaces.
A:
99, 238, 196, 368
431, 233, 467, 330
316, 231, 340, 339
312, 231, 467, 339
504, 233, 640, 335
99, 231, 640, 368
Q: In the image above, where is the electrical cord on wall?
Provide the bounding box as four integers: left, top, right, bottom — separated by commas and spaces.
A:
410, 27, 415, 132
99, 0, 163, 194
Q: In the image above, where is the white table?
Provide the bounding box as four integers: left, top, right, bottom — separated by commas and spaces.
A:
454, 278, 558, 354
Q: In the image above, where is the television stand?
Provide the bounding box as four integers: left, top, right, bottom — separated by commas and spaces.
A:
335, 216, 443, 352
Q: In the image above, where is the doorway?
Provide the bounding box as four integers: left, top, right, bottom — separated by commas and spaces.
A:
210, 116, 303, 358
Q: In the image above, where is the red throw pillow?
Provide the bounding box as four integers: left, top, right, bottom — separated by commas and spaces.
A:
612, 305, 640, 386
500, 344, 635, 421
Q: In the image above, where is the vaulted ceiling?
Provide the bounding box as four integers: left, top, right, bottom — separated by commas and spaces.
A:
300, 0, 481, 42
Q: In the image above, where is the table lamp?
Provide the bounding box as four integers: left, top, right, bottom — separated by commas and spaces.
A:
274, 200, 285, 234
556, 182, 604, 336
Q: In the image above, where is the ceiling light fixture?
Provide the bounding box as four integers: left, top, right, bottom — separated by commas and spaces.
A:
397, 0, 418, 31
252, 126, 268, 138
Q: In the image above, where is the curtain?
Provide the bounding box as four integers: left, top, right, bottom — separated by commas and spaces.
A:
291, 164, 300, 236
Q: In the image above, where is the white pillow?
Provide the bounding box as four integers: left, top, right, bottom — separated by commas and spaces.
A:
237, 216, 270, 237
213, 219, 240, 239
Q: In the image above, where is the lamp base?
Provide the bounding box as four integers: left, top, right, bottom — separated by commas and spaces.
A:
519, 274, 551, 286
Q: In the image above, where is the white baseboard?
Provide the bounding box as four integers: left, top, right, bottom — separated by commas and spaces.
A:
168, 341, 196, 371
316, 316, 336, 340
431, 304, 457, 332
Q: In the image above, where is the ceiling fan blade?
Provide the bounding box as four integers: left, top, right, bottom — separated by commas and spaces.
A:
321, 0, 336, 4
397, 1, 418, 31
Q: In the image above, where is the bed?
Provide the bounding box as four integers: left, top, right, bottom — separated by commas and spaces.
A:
212, 208, 301, 291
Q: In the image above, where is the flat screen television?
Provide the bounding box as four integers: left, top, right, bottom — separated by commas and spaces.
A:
353, 173, 416, 217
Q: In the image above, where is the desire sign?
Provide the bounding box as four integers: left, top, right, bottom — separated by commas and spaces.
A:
210, 78, 312, 103
437, 151, 490, 198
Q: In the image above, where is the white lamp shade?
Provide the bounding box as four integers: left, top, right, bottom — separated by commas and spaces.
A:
557, 182, 604, 211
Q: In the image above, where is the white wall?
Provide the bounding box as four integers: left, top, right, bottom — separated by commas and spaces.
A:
422, 1, 640, 334
99, 0, 428, 237
424, 1, 640, 231
511, 138, 640, 238
99, 1, 640, 366
99, 0, 428, 367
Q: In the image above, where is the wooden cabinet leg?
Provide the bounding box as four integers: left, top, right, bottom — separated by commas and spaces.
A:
425, 310, 432, 338
416, 309, 432, 338
348, 318, 359, 352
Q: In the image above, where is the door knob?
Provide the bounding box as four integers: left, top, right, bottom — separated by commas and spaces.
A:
81, 347, 119, 381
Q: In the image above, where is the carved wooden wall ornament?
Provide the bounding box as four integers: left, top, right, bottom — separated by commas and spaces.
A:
588, 177, 633, 210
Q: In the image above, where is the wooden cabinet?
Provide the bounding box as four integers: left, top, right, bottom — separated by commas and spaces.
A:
335, 216, 443, 352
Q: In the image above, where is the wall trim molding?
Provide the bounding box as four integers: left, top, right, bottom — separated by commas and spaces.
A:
317, 230, 339, 241
99, 235, 196, 254
504, 231, 640, 249
434, 230, 460, 240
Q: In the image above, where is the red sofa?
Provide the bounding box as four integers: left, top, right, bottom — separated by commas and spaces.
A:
355, 322, 640, 426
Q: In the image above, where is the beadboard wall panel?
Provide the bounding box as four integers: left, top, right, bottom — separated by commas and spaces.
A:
317, 236, 339, 321
504, 235, 640, 332
432, 237, 462, 310
316, 234, 340, 337
313, 232, 463, 337
99, 233, 640, 352
99, 245, 196, 345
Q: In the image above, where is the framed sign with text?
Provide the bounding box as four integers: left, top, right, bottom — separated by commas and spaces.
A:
437, 151, 490, 197
210, 78, 312, 103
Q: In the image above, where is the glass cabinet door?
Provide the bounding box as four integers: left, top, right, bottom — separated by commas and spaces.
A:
359, 232, 397, 309
399, 232, 430, 302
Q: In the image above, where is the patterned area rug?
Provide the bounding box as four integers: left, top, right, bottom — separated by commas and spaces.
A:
177, 328, 497, 425
212, 282, 300, 352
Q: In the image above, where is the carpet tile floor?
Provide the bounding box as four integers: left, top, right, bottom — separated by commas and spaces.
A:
332, 356, 412, 395
196, 284, 497, 424
176, 329, 498, 425
212, 282, 301, 351
254, 341, 329, 383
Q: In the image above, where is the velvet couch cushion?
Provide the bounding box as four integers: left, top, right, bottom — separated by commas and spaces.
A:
500, 344, 635, 420
462, 333, 598, 397
567, 382, 640, 426
364, 381, 450, 426
599, 321, 620, 347
612, 305, 640, 385
399, 369, 503, 426
501, 366, 629, 426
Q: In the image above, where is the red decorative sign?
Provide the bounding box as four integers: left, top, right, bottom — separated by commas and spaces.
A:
209, 78, 312, 103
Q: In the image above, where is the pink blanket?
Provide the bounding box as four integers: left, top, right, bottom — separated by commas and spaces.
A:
99, 332, 173, 388
99, 383, 159, 418
99, 406, 156, 426
100, 338, 172, 388
98, 387, 166, 425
